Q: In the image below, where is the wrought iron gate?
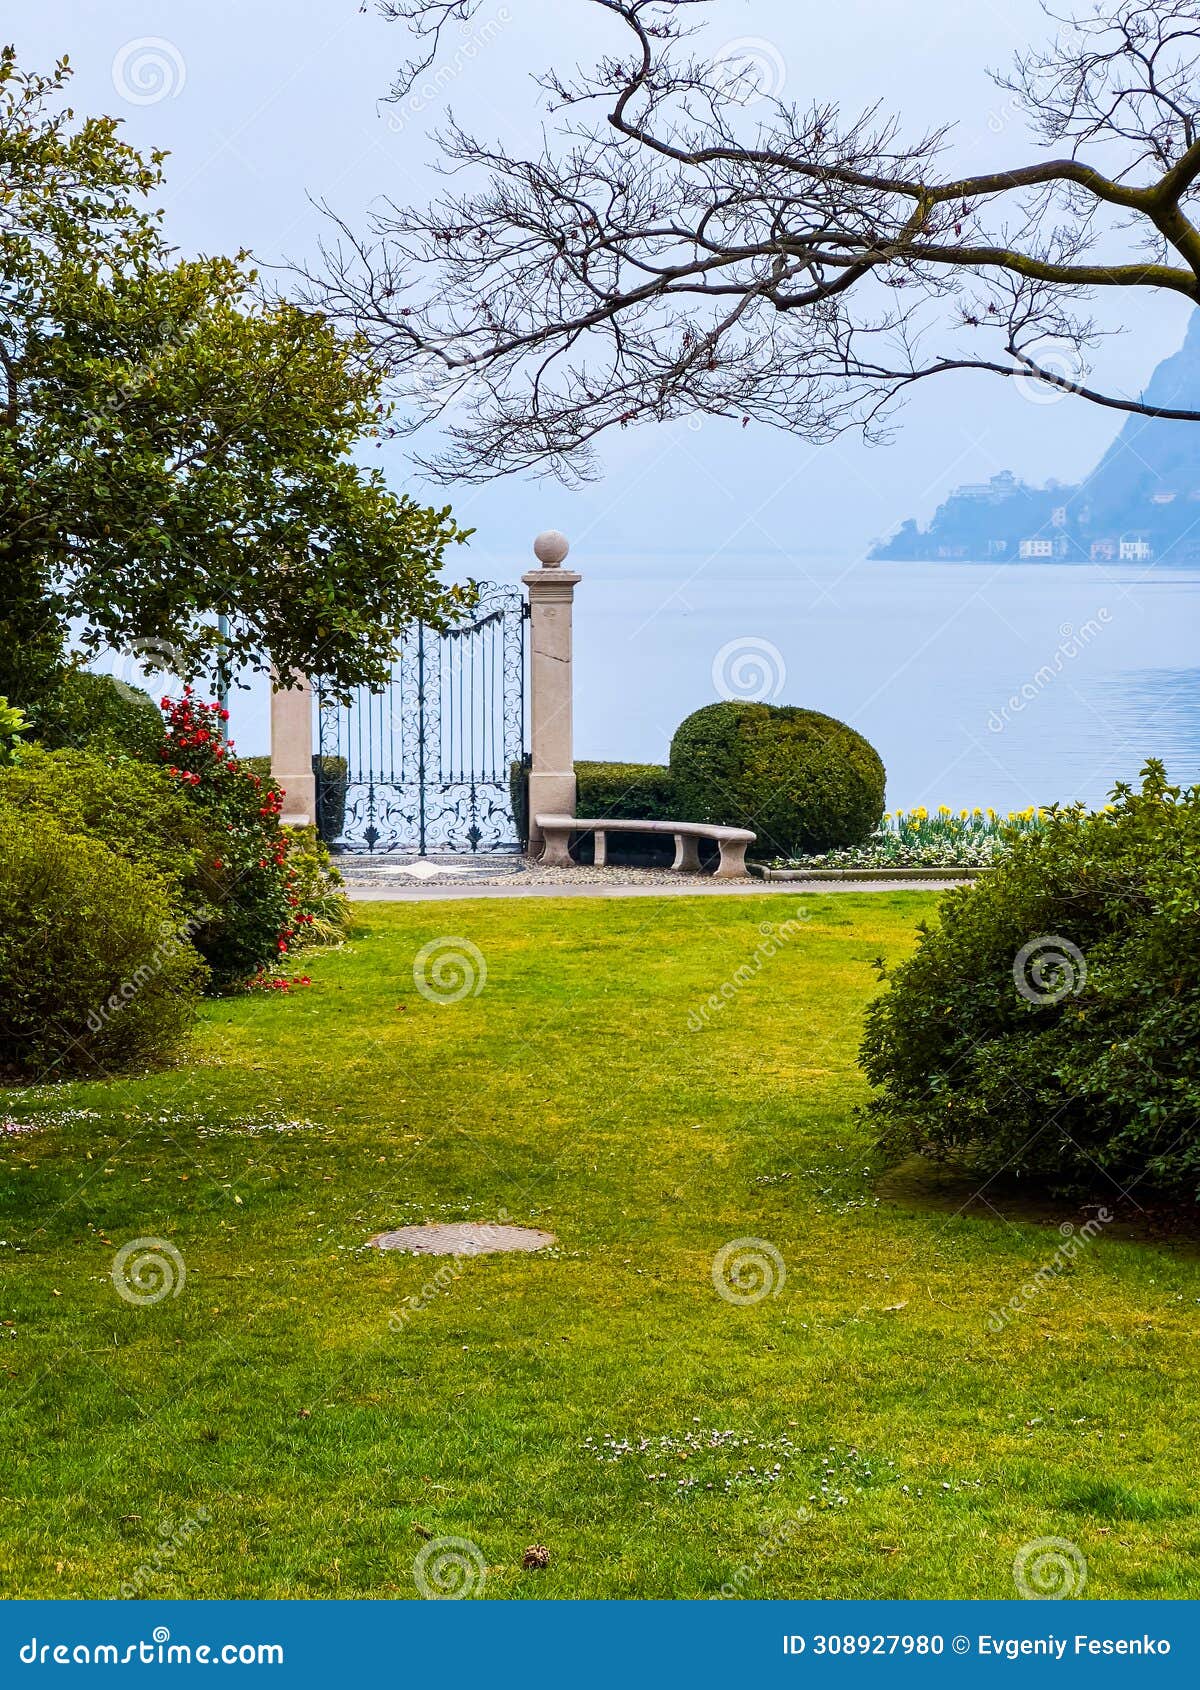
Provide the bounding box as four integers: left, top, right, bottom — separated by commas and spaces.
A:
315, 584, 526, 854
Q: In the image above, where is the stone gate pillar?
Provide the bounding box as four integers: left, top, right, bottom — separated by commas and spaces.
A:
270, 672, 317, 828
522, 530, 581, 854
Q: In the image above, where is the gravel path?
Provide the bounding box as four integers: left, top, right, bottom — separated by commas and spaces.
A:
339, 856, 966, 901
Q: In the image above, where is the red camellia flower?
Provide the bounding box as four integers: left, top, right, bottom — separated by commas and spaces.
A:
158, 686, 321, 992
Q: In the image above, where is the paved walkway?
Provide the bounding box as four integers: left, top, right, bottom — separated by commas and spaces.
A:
338, 855, 965, 902
346, 879, 961, 902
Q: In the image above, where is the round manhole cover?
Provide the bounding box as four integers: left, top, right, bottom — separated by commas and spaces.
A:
369, 1222, 556, 1256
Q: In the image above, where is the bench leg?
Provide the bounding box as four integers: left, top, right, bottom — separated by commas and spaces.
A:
540, 829, 574, 869
594, 829, 607, 868
714, 839, 749, 879
672, 833, 702, 873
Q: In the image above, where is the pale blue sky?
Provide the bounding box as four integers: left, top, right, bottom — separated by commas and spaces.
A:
19, 0, 1192, 575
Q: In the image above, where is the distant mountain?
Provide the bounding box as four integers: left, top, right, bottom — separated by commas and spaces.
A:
870, 314, 1200, 564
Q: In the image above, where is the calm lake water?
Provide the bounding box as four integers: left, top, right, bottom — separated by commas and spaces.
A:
132, 553, 1198, 822
572, 556, 1200, 815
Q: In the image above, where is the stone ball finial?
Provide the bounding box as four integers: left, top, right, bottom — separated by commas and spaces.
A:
533, 530, 570, 568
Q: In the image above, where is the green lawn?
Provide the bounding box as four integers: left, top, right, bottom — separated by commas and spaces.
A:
2, 892, 1198, 1600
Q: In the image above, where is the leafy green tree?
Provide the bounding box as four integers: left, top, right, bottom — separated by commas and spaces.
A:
0, 48, 471, 712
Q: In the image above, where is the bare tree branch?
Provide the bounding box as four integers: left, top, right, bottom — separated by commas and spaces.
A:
299, 0, 1200, 482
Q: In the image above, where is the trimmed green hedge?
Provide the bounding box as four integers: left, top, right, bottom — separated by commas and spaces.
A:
576, 761, 675, 820
510, 760, 677, 855
669, 701, 885, 858
509, 760, 530, 847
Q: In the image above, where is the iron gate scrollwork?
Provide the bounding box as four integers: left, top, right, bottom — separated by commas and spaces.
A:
315, 584, 526, 854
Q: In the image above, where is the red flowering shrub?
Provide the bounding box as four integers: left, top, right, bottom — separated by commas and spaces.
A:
160, 689, 303, 990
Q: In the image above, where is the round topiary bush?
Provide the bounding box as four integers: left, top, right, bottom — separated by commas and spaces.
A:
668, 702, 885, 857
0, 814, 205, 1079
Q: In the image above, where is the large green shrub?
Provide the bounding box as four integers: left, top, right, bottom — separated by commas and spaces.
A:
0, 814, 205, 1078
0, 747, 213, 905
861, 764, 1200, 1197
669, 702, 885, 857
30, 670, 164, 760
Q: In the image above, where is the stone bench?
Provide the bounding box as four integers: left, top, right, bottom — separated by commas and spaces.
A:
535, 814, 756, 879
